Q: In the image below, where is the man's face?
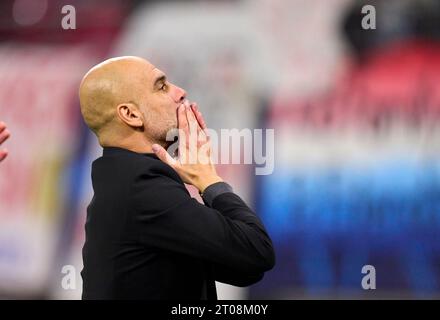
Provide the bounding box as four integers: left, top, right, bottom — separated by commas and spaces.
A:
138, 65, 187, 144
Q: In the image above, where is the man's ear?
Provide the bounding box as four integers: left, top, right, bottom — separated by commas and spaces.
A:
116, 103, 143, 128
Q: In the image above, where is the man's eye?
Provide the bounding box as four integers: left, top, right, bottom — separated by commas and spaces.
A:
160, 83, 167, 91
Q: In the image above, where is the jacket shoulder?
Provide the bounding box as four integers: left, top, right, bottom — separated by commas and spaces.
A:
130, 155, 183, 185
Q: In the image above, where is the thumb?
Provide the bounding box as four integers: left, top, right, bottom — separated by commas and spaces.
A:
152, 144, 177, 167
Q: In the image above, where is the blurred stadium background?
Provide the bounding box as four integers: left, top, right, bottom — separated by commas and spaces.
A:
0, 0, 439, 299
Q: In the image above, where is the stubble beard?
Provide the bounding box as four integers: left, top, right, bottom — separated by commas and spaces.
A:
150, 119, 177, 149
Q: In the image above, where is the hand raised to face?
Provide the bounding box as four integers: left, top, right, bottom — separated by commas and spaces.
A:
152, 101, 222, 193
0, 122, 10, 162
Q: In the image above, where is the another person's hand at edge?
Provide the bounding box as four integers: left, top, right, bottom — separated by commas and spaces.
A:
0, 121, 10, 162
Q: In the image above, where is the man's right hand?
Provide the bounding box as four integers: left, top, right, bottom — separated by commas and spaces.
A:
0, 122, 10, 162
152, 102, 223, 193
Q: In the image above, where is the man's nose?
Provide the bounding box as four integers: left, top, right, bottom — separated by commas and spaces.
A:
172, 85, 186, 103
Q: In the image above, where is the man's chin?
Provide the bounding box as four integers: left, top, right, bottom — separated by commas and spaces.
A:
160, 125, 178, 145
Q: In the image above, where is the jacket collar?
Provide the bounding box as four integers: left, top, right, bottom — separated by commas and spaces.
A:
102, 146, 158, 159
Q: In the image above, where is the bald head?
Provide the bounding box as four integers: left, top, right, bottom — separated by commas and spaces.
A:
79, 56, 187, 150
79, 56, 154, 137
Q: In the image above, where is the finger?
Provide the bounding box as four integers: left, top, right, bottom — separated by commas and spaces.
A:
189, 103, 201, 131
177, 103, 190, 156
0, 122, 6, 133
177, 103, 188, 131
190, 104, 210, 143
184, 101, 198, 135
152, 144, 177, 167
189, 103, 204, 140
0, 149, 8, 162
185, 104, 199, 164
177, 128, 188, 163
185, 103, 199, 145
190, 103, 207, 131
0, 129, 10, 145
185, 102, 198, 130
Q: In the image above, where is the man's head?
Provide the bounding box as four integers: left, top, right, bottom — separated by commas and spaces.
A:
79, 56, 186, 149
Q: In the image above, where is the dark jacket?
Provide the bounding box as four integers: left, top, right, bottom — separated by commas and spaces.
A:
81, 147, 275, 300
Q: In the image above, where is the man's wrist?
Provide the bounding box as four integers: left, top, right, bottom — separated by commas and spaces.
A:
196, 175, 223, 193
200, 181, 234, 207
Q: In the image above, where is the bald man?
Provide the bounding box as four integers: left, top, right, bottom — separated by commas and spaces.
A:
79, 56, 275, 300
0, 122, 10, 162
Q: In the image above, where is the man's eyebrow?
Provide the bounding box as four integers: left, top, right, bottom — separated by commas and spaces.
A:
153, 74, 166, 87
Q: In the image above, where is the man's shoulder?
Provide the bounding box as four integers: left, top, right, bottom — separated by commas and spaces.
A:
132, 154, 182, 184
93, 148, 182, 185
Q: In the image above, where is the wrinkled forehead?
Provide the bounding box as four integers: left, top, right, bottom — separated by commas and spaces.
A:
150, 67, 166, 81
130, 61, 165, 85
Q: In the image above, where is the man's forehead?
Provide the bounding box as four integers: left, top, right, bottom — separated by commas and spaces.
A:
152, 67, 166, 78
